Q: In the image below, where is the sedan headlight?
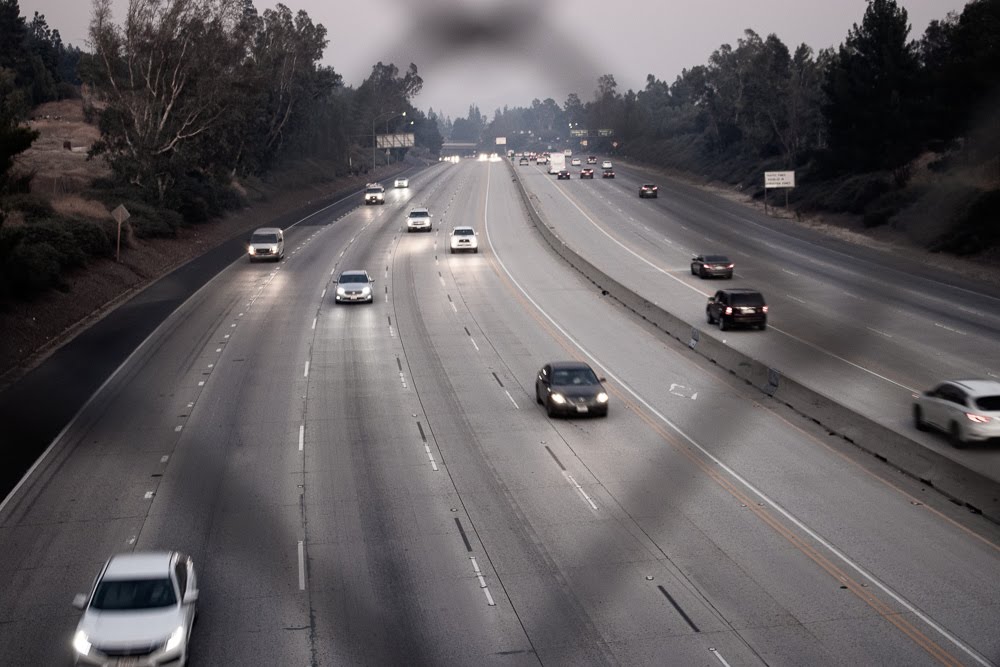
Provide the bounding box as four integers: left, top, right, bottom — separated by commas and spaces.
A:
164, 625, 185, 653
248, 246, 256, 255
72, 630, 91, 656
360, 286, 371, 295
596, 392, 609, 404
551, 393, 566, 404
336, 286, 347, 296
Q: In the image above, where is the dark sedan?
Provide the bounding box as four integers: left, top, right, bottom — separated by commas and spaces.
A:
691, 254, 734, 279
557, 170, 571, 180
535, 361, 609, 417
602, 168, 615, 179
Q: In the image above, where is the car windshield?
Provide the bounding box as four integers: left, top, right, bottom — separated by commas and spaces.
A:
365, 187, 382, 194
704, 255, 729, 263
976, 396, 1000, 411
340, 274, 368, 283
453, 229, 473, 236
730, 293, 764, 306
91, 578, 177, 610
551, 368, 600, 386
409, 211, 429, 218
251, 233, 278, 244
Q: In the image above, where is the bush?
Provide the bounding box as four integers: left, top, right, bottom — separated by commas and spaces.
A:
6, 193, 55, 220
932, 189, 1000, 255
861, 186, 926, 228
2, 238, 64, 296
68, 219, 115, 258
123, 200, 182, 239
20, 219, 87, 268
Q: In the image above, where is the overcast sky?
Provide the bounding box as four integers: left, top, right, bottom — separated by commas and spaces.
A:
22, 0, 968, 120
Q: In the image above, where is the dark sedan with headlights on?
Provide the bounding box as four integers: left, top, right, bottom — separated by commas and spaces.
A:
535, 361, 609, 417
691, 254, 734, 279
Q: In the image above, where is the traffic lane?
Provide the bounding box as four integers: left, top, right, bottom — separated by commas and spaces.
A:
0, 175, 425, 666
305, 167, 539, 664
526, 163, 999, 384
484, 161, 1000, 664
0, 170, 416, 499
516, 165, 1000, 480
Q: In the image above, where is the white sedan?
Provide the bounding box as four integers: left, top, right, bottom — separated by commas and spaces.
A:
450, 226, 479, 253
394, 177, 408, 188
72, 551, 198, 666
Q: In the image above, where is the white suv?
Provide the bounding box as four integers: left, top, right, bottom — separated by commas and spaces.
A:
450, 226, 479, 253
72, 551, 198, 666
394, 177, 409, 188
406, 207, 432, 233
914, 380, 1000, 447
364, 183, 385, 205
247, 227, 283, 262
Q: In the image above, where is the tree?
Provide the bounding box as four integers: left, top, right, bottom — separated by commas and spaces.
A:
822, 0, 922, 172
0, 67, 38, 195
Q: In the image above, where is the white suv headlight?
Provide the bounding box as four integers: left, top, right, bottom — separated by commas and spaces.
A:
164, 625, 185, 653
73, 630, 91, 656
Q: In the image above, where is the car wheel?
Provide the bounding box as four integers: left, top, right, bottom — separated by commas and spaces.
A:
473, 248, 479, 253
535, 384, 543, 405
913, 405, 928, 431
706, 309, 714, 324
719, 317, 728, 331
690, 265, 696, 275
699, 268, 707, 278
450, 248, 455, 254
949, 422, 966, 448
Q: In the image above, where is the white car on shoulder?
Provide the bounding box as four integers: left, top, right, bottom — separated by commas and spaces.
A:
450, 226, 479, 253
72, 551, 198, 667
405, 207, 432, 233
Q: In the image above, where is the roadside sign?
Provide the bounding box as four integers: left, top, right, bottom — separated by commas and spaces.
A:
111, 205, 130, 263
495, 136, 507, 145
765, 171, 795, 188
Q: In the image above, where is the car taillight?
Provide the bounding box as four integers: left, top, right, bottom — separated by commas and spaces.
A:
966, 413, 991, 423
762, 305, 768, 313
724, 306, 733, 315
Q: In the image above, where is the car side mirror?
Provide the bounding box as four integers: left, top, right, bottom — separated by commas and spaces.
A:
72, 593, 88, 610
599, 377, 607, 383
183, 590, 199, 604
370, 279, 375, 285
707, 296, 713, 302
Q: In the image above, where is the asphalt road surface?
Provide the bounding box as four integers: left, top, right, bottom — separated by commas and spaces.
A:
1, 159, 999, 666
515, 159, 1000, 482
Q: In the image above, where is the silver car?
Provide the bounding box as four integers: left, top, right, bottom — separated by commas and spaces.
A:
72, 551, 198, 666
406, 207, 432, 233
335, 270, 375, 303
914, 380, 1000, 447
247, 227, 283, 262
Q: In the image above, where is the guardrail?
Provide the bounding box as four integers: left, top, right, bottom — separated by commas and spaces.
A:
505, 159, 1000, 524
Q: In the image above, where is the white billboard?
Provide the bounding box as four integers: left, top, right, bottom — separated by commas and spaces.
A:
495, 136, 507, 145
376, 133, 415, 148
764, 171, 795, 188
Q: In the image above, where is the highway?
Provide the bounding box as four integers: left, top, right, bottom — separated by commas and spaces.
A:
515, 159, 1000, 481
1, 158, 999, 666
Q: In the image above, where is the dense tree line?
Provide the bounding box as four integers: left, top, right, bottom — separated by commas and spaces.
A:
473, 0, 999, 249
0, 0, 442, 302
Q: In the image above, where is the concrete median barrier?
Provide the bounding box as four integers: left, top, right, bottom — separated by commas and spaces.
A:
506, 160, 1000, 524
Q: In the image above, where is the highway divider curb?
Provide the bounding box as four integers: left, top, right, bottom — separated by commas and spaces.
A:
506, 159, 1000, 524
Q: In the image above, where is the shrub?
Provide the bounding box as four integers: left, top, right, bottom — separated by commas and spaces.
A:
68, 219, 115, 258
932, 189, 1000, 255
6, 193, 55, 221
3, 239, 64, 296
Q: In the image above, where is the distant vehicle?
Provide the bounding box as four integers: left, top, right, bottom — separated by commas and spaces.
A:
72, 551, 198, 667
334, 270, 375, 303
639, 184, 658, 198
536, 155, 548, 165
580, 168, 594, 179
691, 254, 734, 279
563, 149, 573, 156
519, 157, 529, 166
706, 288, 767, 331
548, 153, 566, 174
406, 207, 432, 232
364, 183, 385, 205
601, 160, 613, 169
394, 177, 408, 188
914, 380, 1000, 448
535, 361, 609, 418
570, 157, 582, 166
602, 168, 615, 179
587, 155, 597, 164
557, 170, 571, 180
247, 227, 284, 262
450, 226, 479, 254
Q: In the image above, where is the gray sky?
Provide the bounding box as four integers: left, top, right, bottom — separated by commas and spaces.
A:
23, 0, 968, 120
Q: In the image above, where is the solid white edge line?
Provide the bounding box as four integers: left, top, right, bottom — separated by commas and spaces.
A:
297, 540, 306, 590
484, 163, 994, 667
710, 648, 733, 667
298, 424, 304, 452
303, 361, 310, 378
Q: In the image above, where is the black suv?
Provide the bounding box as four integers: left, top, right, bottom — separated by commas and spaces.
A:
706, 288, 768, 331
